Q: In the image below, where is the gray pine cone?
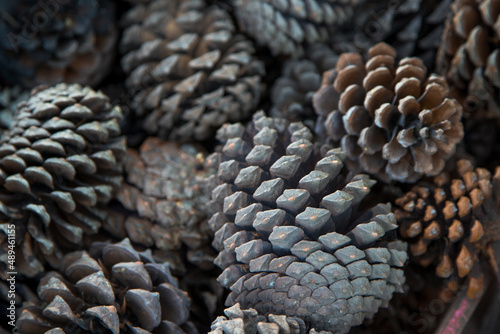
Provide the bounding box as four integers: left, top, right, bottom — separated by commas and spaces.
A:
208, 111, 407, 333
0, 83, 126, 278
120, 0, 265, 142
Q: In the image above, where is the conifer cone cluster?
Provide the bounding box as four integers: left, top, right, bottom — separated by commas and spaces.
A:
395, 159, 500, 299
0, 0, 116, 88
234, 0, 360, 57
436, 0, 500, 119
16, 238, 197, 334
313, 42, 464, 183
104, 137, 215, 274
0, 83, 126, 278
208, 112, 407, 333
120, 0, 265, 142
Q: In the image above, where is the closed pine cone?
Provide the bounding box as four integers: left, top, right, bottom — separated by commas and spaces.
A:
313, 42, 464, 183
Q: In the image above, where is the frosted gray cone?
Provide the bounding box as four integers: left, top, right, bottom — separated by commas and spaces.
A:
120, 0, 265, 142
0, 83, 126, 278
15, 238, 195, 334
208, 111, 408, 333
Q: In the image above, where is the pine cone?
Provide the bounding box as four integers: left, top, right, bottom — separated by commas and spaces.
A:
234, 0, 360, 57
0, 86, 29, 132
395, 159, 500, 299
208, 111, 407, 333
271, 43, 339, 124
15, 238, 197, 334
120, 0, 265, 142
209, 303, 308, 334
0, 83, 126, 278
0, 1, 116, 88
436, 0, 500, 119
313, 42, 464, 183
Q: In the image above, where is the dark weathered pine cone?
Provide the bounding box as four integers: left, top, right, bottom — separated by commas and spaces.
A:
395, 159, 500, 299
120, 0, 265, 142
0, 83, 126, 278
15, 238, 197, 334
103, 137, 215, 274
313, 42, 464, 183
234, 0, 361, 57
0, 1, 116, 88
0, 86, 29, 132
208, 111, 407, 333
271, 43, 339, 124
436, 0, 500, 119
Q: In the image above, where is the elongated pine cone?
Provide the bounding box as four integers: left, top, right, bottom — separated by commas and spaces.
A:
15, 238, 197, 334
395, 159, 500, 299
271, 43, 339, 123
104, 137, 215, 274
436, 0, 500, 119
0, 1, 116, 88
120, 0, 265, 141
209, 303, 308, 334
313, 42, 464, 183
234, 0, 360, 57
0, 83, 126, 278
208, 111, 408, 333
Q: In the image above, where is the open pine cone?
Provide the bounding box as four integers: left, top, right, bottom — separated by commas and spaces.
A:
120, 0, 265, 142
15, 238, 197, 334
0, 83, 126, 278
0, 0, 116, 88
208, 111, 407, 333
436, 0, 500, 119
313, 42, 464, 183
395, 159, 500, 299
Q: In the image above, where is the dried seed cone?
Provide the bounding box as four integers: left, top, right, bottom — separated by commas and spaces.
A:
104, 137, 215, 274
395, 159, 500, 299
0, 83, 126, 278
208, 112, 407, 333
313, 42, 464, 183
234, 0, 360, 57
15, 238, 196, 334
436, 0, 500, 119
0, 0, 116, 88
120, 0, 265, 142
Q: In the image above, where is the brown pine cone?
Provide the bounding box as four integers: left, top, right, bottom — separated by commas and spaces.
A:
120, 0, 265, 142
313, 42, 464, 183
208, 111, 407, 333
436, 0, 500, 119
0, 83, 126, 278
0, 1, 116, 88
15, 238, 197, 334
395, 159, 500, 299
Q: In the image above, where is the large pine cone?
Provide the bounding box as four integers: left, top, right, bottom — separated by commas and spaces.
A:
104, 137, 215, 274
208, 111, 407, 333
15, 238, 197, 334
0, 83, 126, 278
436, 0, 500, 119
395, 159, 500, 299
0, 1, 116, 88
313, 42, 464, 183
234, 0, 360, 57
120, 0, 265, 142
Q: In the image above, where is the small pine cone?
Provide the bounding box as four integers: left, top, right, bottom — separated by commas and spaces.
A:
436, 0, 500, 119
271, 44, 339, 124
120, 0, 265, 142
0, 83, 126, 278
208, 111, 407, 333
0, 1, 116, 88
15, 238, 197, 334
103, 137, 215, 274
0, 86, 29, 131
395, 159, 500, 299
234, 0, 360, 57
313, 42, 464, 183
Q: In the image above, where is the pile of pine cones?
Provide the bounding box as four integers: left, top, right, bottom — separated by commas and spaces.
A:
2, 1, 500, 334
